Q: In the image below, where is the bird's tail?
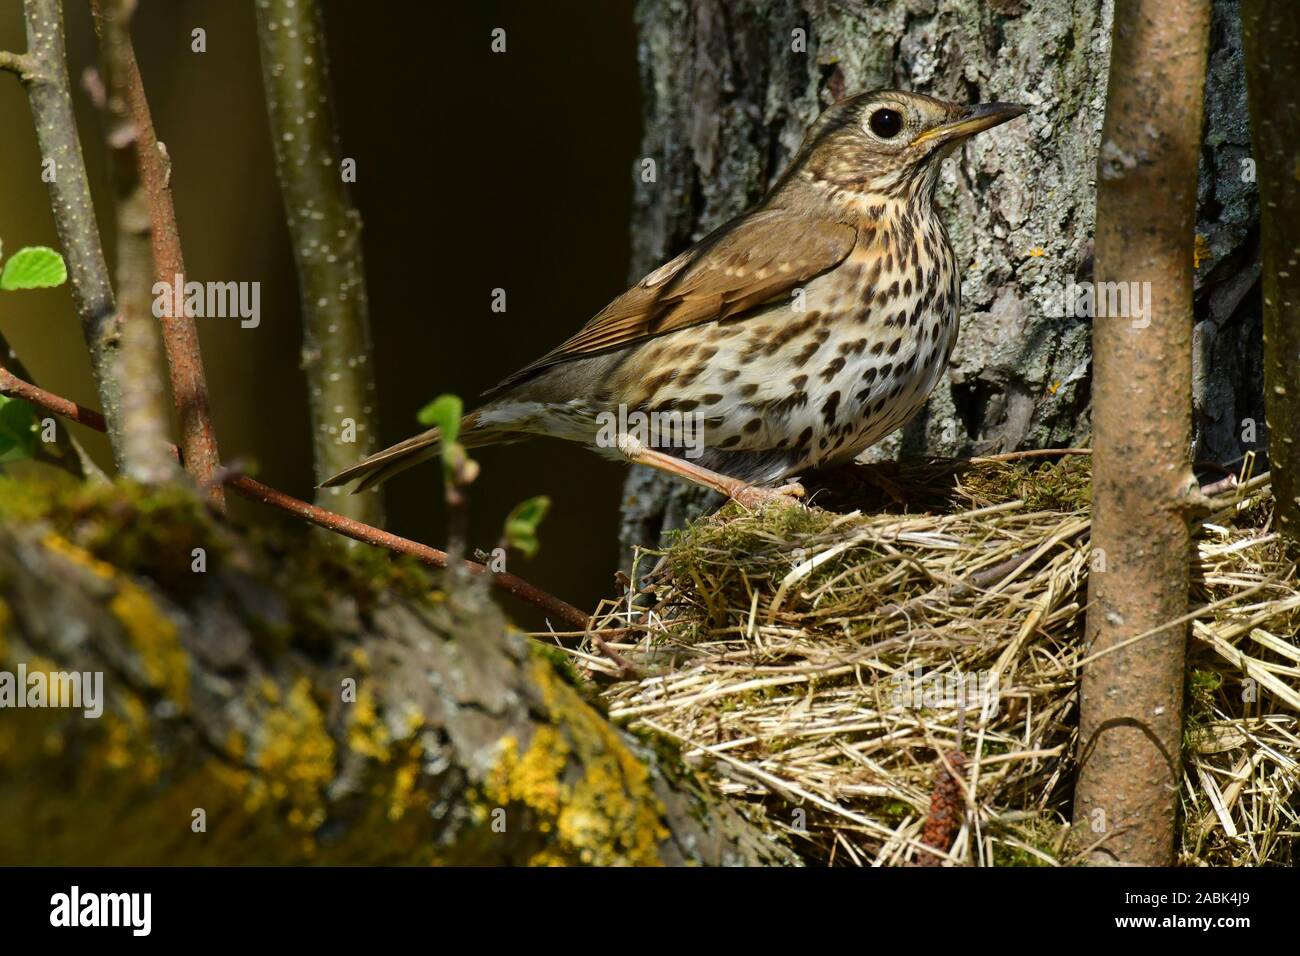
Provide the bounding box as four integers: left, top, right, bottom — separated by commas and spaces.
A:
319, 411, 508, 494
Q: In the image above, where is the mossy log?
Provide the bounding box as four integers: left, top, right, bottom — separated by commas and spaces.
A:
0, 482, 795, 866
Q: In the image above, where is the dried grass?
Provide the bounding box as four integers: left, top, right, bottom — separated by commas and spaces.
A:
553, 455, 1300, 866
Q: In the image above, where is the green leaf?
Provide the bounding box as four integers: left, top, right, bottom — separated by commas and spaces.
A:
416, 393, 462, 445
0, 395, 39, 464
504, 495, 550, 560
0, 246, 67, 291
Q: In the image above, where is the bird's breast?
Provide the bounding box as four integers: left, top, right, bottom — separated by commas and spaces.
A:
561, 203, 962, 477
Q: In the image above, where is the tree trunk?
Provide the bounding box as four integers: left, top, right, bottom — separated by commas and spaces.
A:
621, 0, 1262, 562
1073, 0, 1210, 865
1242, 0, 1300, 552
0, 486, 794, 866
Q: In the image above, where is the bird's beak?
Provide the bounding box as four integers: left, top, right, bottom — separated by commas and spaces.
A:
912, 102, 1027, 148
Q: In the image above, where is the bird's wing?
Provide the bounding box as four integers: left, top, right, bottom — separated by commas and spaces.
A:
484, 207, 858, 395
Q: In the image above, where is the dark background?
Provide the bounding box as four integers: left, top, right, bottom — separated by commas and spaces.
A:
0, 1, 642, 620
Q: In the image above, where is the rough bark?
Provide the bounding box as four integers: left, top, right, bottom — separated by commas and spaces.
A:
1242, 1, 1300, 551
0, 484, 794, 866
254, 0, 385, 526
621, 0, 1262, 562
1073, 0, 1209, 865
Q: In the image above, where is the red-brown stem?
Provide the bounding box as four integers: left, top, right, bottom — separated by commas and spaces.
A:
971, 448, 1092, 463
0, 368, 591, 633
89, 0, 225, 511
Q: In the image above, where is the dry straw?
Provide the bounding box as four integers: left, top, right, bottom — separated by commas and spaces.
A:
549, 455, 1299, 866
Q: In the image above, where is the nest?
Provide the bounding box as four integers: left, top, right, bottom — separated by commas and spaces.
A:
570, 455, 1300, 866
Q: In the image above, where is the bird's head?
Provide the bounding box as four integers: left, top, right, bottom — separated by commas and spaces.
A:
792, 90, 1026, 200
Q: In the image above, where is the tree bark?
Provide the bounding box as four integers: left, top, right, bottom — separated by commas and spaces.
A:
1, 0, 129, 466
1242, 0, 1300, 552
622, 0, 1262, 562
254, 0, 385, 526
0, 488, 794, 866
1073, 0, 1209, 865
88, 0, 181, 487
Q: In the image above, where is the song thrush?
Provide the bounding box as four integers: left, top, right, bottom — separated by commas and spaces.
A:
324, 91, 1025, 505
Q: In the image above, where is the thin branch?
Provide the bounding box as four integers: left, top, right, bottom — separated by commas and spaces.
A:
0, 51, 33, 76
0, 368, 592, 633
970, 447, 1091, 463
85, 0, 177, 485
2, 0, 128, 464
0, 329, 104, 482
254, 0, 384, 525
89, 0, 225, 508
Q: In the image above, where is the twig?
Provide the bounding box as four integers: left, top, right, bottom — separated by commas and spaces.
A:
254, 0, 384, 524
86, 0, 177, 485
970, 447, 1091, 463
89, 0, 225, 509
0, 330, 105, 482
0, 368, 592, 633
1199, 474, 1238, 497
1, 0, 128, 464
0, 51, 32, 77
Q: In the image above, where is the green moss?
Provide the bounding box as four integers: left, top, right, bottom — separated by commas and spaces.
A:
533, 643, 584, 691
0, 478, 226, 597
882, 799, 914, 822
1183, 667, 1225, 753
959, 456, 1092, 512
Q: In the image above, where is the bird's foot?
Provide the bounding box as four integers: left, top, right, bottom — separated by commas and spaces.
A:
731, 480, 806, 510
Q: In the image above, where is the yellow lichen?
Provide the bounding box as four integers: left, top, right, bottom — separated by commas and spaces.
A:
346, 684, 389, 761
259, 678, 281, 705
97, 693, 160, 782
109, 583, 189, 712
387, 741, 425, 822
344, 687, 431, 824
486, 729, 568, 821
481, 656, 670, 866
42, 532, 116, 579
252, 677, 335, 837
42, 532, 190, 712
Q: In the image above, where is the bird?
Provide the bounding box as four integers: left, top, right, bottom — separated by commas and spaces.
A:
323, 90, 1026, 506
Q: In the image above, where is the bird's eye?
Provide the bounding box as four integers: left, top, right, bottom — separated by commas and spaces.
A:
869, 108, 904, 139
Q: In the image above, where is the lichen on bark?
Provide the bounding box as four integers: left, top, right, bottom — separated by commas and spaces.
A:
0, 480, 795, 865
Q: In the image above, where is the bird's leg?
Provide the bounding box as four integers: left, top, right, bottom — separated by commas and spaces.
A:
616, 435, 804, 508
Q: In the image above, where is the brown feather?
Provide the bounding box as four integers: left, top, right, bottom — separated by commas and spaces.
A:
485, 206, 858, 395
